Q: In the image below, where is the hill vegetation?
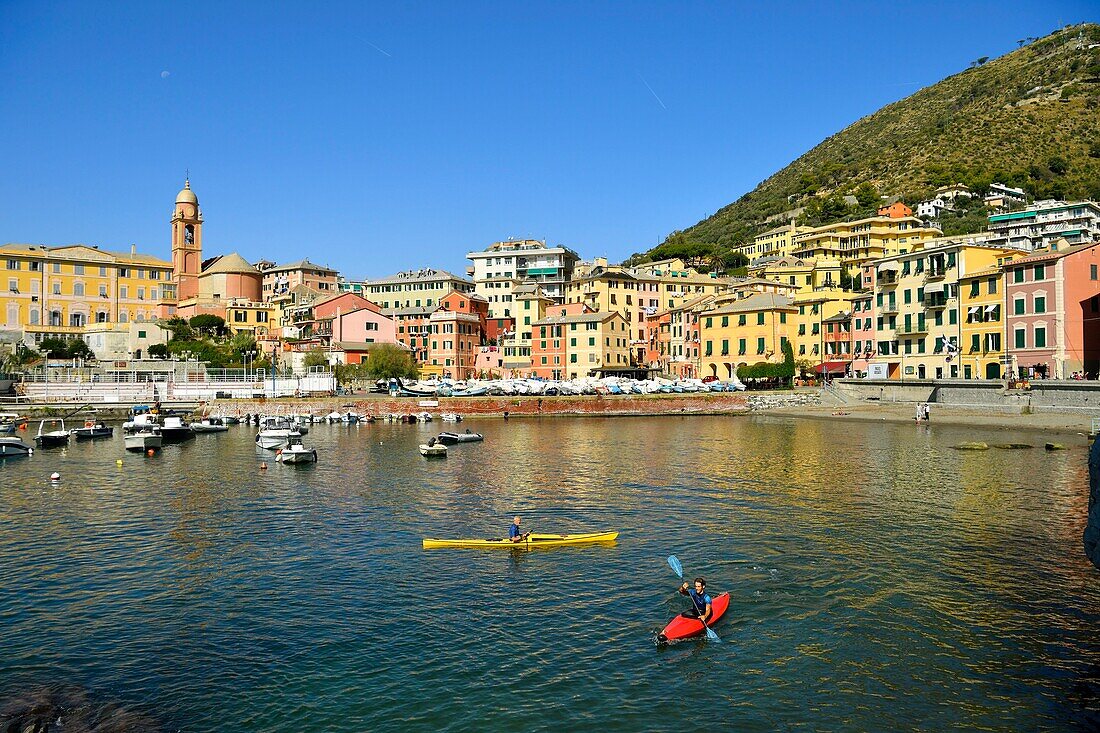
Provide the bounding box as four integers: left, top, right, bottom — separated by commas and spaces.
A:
635, 23, 1100, 267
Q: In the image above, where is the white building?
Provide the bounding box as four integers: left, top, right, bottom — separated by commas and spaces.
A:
82, 322, 171, 361
466, 239, 580, 318
916, 197, 953, 220
987, 199, 1100, 250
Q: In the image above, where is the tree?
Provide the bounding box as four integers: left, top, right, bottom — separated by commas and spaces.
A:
148, 343, 170, 359
189, 314, 227, 339
303, 348, 329, 368
228, 332, 258, 361
67, 339, 94, 361
363, 343, 419, 380
38, 338, 71, 358
854, 182, 880, 209
162, 317, 194, 341
714, 250, 749, 274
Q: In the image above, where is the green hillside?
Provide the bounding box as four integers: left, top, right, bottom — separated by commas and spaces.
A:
638, 23, 1100, 268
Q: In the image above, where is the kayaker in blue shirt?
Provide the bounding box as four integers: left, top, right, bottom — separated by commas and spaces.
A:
508, 516, 530, 543
679, 577, 713, 624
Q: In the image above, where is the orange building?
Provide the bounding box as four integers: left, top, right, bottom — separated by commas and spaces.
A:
877, 202, 913, 219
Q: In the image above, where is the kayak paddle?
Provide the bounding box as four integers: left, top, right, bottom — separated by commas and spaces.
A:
666, 554, 720, 642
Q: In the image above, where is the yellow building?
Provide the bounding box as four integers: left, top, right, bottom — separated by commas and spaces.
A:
500, 283, 555, 374
564, 258, 729, 363
749, 257, 843, 293
734, 222, 813, 261
791, 216, 941, 273
957, 246, 1026, 379
1, 243, 174, 345
792, 288, 857, 365
867, 239, 1025, 380
225, 298, 275, 337
357, 268, 475, 310
699, 293, 796, 379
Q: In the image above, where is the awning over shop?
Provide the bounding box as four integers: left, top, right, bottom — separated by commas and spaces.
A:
877, 261, 900, 273
923, 282, 945, 294
815, 360, 850, 374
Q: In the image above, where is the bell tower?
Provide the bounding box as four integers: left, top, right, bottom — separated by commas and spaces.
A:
171, 178, 203, 301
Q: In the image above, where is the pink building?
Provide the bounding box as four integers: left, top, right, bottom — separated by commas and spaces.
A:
1004, 240, 1100, 379
849, 293, 874, 377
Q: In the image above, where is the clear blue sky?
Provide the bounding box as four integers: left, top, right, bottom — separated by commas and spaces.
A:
1, 1, 1095, 279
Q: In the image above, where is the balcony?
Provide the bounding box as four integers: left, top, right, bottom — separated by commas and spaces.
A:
924, 267, 947, 281
924, 295, 948, 309
880, 302, 899, 315
895, 323, 929, 336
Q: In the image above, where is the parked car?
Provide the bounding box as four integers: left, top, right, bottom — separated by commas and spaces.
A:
702, 375, 718, 384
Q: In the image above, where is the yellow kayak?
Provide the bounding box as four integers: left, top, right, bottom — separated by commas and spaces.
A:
422, 531, 619, 550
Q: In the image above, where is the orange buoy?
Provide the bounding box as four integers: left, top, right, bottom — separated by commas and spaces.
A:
147, 449, 155, 456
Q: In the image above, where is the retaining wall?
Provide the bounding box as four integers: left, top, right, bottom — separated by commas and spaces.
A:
834, 378, 1100, 414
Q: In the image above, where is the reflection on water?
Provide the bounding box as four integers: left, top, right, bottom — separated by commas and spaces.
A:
0, 416, 1098, 732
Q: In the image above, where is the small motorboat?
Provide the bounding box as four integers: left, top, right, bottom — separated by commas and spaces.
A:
159, 416, 195, 442
0, 437, 33, 458
256, 417, 300, 450
34, 420, 70, 449
276, 436, 318, 464
436, 430, 484, 446
419, 437, 447, 457
0, 413, 28, 434
440, 412, 462, 423
71, 420, 114, 440
125, 427, 163, 452
123, 405, 161, 433
190, 417, 229, 433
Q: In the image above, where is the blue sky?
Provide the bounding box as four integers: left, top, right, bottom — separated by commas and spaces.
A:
1, 1, 1095, 279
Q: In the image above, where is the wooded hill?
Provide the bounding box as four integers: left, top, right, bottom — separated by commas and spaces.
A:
635, 23, 1100, 269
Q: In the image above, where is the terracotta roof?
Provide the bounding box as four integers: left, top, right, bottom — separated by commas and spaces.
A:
702, 293, 795, 315
533, 311, 624, 326
266, 258, 338, 275
202, 252, 258, 275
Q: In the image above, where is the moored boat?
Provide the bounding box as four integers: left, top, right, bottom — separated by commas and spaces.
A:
34, 420, 70, 449
422, 531, 619, 550
440, 412, 462, 423
190, 417, 229, 433
125, 427, 162, 452
159, 416, 195, 442
436, 430, 484, 445
276, 436, 318, 464
0, 437, 33, 458
71, 420, 114, 439
656, 592, 731, 643
0, 413, 28, 434
419, 438, 447, 457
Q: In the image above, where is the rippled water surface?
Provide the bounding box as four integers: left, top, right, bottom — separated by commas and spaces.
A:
1, 415, 1098, 731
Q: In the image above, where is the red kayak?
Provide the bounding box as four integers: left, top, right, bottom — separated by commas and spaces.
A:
657, 592, 730, 643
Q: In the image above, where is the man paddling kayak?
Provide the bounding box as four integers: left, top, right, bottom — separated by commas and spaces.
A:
508, 516, 531, 543
678, 577, 713, 624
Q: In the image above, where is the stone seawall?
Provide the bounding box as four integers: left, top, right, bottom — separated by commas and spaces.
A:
205, 391, 820, 419
834, 378, 1100, 414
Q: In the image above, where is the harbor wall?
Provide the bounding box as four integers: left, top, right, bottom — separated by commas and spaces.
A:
833, 378, 1100, 414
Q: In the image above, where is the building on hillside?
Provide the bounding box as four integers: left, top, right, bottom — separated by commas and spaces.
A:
791, 215, 941, 274
698, 293, 796, 380
388, 305, 435, 364
877, 202, 913, 219
849, 293, 875, 378
916, 197, 953, 220
529, 309, 630, 380
748, 257, 842, 292
466, 239, 580, 317
984, 183, 1027, 209
722, 277, 800, 300
986, 199, 1100, 250
936, 184, 972, 201
865, 237, 1027, 380
261, 259, 339, 299
734, 223, 813, 262
1003, 240, 1100, 379
357, 268, 475, 311
1, 243, 174, 346
644, 310, 672, 372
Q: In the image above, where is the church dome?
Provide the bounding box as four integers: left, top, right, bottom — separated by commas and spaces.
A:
176, 179, 198, 205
